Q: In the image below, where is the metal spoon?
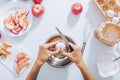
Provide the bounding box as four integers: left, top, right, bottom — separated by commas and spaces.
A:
113, 57, 120, 62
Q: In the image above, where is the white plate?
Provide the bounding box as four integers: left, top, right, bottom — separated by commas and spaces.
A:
0, 1, 33, 37
0, 32, 33, 76
97, 53, 120, 78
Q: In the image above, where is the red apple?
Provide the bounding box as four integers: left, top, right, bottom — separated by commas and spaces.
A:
33, 0, 42, 4
71, 3, 83, 15
32, 4, 44, 17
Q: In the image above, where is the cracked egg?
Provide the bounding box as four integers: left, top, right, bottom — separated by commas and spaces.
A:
45, 34, 75, 68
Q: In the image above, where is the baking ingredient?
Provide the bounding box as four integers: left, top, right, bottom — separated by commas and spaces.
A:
55, 42, 65, 49
106, 10, 115, 18
101, 23, 120, 42
15, 52, 30, 74
32, 4, 44, 17
71, 3, 83, 15
55, 41, 66, 59
112, 17, 119, 24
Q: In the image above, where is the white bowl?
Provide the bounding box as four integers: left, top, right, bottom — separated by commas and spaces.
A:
97, 53, 120, 78
0, 1, 33, 37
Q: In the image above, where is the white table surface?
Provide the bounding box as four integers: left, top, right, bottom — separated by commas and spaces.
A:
0, 0, 120, 80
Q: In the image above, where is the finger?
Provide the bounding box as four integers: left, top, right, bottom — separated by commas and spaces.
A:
62, 51, 71, 58
69, 43, 77, 49
49, 49, 60, 56
39, 45, 44, 49
44, 42, 57, 48
60, 48, 64, 52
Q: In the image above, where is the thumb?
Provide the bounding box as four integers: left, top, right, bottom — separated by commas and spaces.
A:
61, 51, 71, 58
50, 49, 60, 56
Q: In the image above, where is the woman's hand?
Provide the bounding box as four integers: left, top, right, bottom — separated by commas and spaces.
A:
61, 43, 83, 66
26, 42, 60, 80
27, 42, 94, 80
36, 42, 60, 65
62, 43, 94, 80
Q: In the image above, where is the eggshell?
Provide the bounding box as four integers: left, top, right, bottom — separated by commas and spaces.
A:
55, 42, 65, 49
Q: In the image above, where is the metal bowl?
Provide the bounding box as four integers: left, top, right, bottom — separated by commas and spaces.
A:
46, 34, 75, 68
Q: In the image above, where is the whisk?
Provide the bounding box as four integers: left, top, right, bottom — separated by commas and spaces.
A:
82, 21, 95, 54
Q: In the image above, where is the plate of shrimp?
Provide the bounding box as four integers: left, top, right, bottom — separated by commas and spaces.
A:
0, 1, 33, 37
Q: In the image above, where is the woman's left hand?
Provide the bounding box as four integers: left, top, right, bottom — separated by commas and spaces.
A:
36, 42, 60, 65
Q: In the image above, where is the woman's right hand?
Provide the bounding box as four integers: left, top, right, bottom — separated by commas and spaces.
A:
61, 43, 83, 66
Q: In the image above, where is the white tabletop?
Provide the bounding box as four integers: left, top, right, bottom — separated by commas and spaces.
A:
0, 0, 120, 80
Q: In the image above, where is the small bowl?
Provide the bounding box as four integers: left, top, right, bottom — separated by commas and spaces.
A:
94, 21, 120, 46
97, 53, 120, 78
46, 34, 75, 68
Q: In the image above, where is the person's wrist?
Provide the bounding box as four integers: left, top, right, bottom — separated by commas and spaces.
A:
75, 58, 85, 68
35, 58, 44, 66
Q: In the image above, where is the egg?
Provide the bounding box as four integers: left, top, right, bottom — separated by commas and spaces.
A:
106, 10, 115, 18
55, 42, 65, 49
112, 17, 119, 24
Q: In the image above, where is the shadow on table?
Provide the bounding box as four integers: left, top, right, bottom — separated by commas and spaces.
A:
85, 0, 106, 28
37, 63, 69, 80
67, 12, 80, 28
30, 16, 43, 31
